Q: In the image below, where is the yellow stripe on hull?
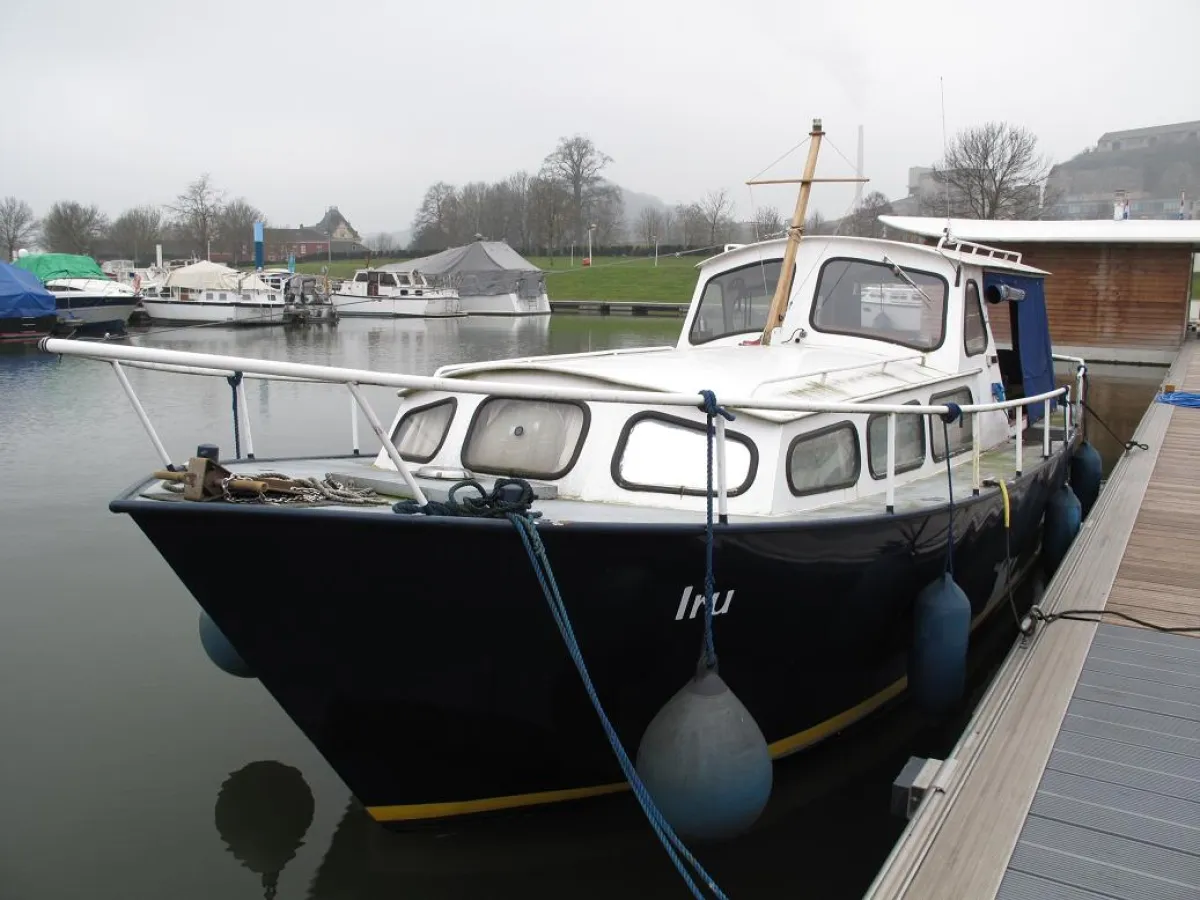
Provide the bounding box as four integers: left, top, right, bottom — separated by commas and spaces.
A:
366, 677, 908, 824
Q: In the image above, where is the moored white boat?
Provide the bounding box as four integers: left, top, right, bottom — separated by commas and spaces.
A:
384, 242, 551, 316
331, 268, 463, 318
40, 121, 1098, 836
140, 261, 285, 326
13, 253, 138, 333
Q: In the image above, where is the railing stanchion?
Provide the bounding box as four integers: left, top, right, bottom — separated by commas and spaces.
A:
347, 382, 427, 507
971, 410, 980, 495
715, 416, 729, 524
1042, 398, 1051, 459
351, 394, 361, 456
236, 377, 255, 460
886, 412, 896, 513
1015, 409, 1024, 477
111, 361, 173, 469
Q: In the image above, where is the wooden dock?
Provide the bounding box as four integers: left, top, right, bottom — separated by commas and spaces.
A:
549, 300, 687, 317
865, 340, 1200, 900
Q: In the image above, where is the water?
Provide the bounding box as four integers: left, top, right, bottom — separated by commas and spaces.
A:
0, 319, 1164, 899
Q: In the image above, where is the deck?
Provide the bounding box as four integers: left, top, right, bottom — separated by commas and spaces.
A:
865, 340, 1200, 900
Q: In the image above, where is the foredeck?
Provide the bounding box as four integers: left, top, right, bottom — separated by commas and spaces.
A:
865, 340, 1200, 900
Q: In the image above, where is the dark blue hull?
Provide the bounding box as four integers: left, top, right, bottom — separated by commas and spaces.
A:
113, 444, 1071, 826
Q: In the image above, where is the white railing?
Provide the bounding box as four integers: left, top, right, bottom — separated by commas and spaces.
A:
40, 338, 1076, 514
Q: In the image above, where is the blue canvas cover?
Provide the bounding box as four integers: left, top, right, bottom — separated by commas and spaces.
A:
0, 262, 56, 318
983, 272, 1056, 424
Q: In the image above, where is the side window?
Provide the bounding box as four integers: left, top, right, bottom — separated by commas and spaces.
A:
786, 422, 860, 496
354, 272, 368, 283
931, 387, 973, 461
867, 402, 926, 479
688, 259, 786, 345
391, 398, 456, 463
963, 281, 988, 356
612, 413, 757, 496
464, 398, 589, 479
378, 273, 397, 287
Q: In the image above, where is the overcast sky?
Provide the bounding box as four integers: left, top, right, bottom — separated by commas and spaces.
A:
3, 0, 1198, 235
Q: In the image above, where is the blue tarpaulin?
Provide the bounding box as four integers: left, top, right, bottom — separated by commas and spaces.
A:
0, 261, 56, 319
983, 272, 1056, 424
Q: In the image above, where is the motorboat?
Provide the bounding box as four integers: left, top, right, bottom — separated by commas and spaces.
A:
13, 253, 138, 334
331, 268, 463, 318
139, 261, 286, 326
41, 121, 1091, 833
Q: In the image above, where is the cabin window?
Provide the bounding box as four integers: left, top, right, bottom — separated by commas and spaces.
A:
612, 412, 757, 496
219, 292, 227, 301
378, 273, 397, 287
963, 281, 987, 356
354, 272, 368, 283
392, 398, 457, 463
463, 398, 589, 479
397, 273, 411, 285
867, 402, 926, 479
786, 422, 860, 496
811, 258, 948, 351
688, 259, 786, 345
930, 387, 973, 461
206, 292, 214, 300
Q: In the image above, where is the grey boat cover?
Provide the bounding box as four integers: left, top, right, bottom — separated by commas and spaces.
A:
383, 242, 545, 298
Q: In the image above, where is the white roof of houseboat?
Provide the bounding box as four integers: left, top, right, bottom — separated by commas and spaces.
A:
697, 235, 1050, 275
880, 216, 1200, 246
164, 261, 273, 292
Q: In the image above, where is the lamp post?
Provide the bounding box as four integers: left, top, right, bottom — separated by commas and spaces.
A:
587, 223, 596, 265
652, 234, 658, 267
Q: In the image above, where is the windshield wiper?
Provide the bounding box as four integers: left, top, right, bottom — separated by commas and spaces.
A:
881, 255, 937, 308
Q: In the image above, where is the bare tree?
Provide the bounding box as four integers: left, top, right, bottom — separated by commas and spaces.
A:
41, 201, 109, 254
170, 174, 225, 256
845, 191, 893, 238
636, 207, 663, 247
411, 182, 461, 251
752, 205, 783, 238
698, 189, 735, 244
109, 205, 163, 263
0, 197, 38, 260
590, 185, 624, 247
528, 174, 571, 261
805, 210, 829, 235
676, 203, 706, 247
933, 122, 1052, 219
660, 207, 674, 247
506, 171, 532, 250
217, 199, 262, 264
366, 232, 397, 253
542, 135, 613, 244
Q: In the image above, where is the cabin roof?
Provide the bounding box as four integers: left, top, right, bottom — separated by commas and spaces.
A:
880, 215, 1200, 246
439, 343, 954, 421
698, 235, 1050, 276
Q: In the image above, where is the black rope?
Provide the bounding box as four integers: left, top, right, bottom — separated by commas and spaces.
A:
1031, 606, 1200, 634
226, 371, 244, 459
392, 477, 538, 518
697, 389, 734, 674
1082, 400, 1148, 452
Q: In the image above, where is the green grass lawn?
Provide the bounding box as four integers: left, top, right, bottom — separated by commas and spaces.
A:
532, 254, 699, 303
266, 253, 704, 303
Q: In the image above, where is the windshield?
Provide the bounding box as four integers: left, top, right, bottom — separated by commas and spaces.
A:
688, 259, 785, 345
811, 258, 947, 351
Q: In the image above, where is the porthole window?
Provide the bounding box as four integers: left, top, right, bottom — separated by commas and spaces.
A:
931, 387, 974, 462
391, 398, 457, 463
786, 422, 860, 496
611, 412, 757, 496
867, 402, 926, 479
463, 398, 589, 479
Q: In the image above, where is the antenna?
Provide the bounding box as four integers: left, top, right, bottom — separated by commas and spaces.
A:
940, 76, 951, 229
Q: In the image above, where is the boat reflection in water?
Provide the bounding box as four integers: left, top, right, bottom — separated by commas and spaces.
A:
214, 761, 315, 899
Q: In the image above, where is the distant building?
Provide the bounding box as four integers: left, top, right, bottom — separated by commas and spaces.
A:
1047, 120, 1200, 220
264, 206, 367, 262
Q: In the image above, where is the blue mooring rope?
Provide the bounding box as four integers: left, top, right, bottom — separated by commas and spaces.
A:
509, 514, 729, 900
226, 371, 243, 459
939, 403, 962, 576
1157, 391, 1200, 408
699, 389, 734, 673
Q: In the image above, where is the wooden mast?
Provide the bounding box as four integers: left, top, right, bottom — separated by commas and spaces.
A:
759, 118, 825, 345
